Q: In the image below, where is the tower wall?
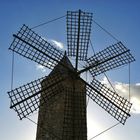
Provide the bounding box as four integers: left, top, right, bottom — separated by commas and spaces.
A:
36, 76, 87, 140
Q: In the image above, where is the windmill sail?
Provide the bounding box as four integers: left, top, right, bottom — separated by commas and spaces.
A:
8, 72, 63, 119
79, 42, 135, 76
9, 24, 64, 70
67, 10, 92, 61
86, 78, 132, 124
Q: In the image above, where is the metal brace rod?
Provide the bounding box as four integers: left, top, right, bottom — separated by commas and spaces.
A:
75, 9, 81, 71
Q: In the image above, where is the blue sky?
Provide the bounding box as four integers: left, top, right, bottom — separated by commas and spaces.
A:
0, 0, 140, 140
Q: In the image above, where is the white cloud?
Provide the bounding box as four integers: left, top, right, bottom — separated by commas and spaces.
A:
42, 36, 64, 50
100, 76, 140, 114
114, 82, 140, 114
131, 97, 140, 114
87, 115, 112, 140
49, 39, 64, 49
136, 83, 140, 86
101, 76, 109, 85
36, 64, 46, 73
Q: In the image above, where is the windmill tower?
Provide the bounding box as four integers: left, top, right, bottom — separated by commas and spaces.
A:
8, 10, 135, 140
36, 54, 87, 139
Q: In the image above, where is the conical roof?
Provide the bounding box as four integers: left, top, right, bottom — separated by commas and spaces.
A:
50, 52, 74, 75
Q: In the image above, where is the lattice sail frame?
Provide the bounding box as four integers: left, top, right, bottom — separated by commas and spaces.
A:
85, 41, 135, 77
9, 24, 64, 70
8, 73, 64, 119
86, 79, 132, 124
67, 10, 92, 60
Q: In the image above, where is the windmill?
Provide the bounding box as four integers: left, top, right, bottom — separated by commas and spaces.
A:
8, 10, 135, 140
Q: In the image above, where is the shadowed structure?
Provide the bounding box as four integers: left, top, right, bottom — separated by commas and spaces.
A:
36, 55, 87, 140
7, 9, 135, 140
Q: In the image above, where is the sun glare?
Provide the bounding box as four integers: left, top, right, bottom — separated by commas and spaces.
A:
87, 115, 112, 140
